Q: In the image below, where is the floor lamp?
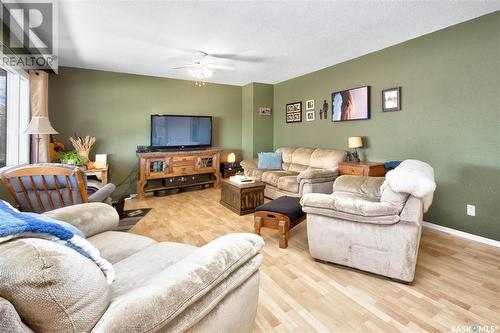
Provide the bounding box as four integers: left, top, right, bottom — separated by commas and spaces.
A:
24, 116, 59, 163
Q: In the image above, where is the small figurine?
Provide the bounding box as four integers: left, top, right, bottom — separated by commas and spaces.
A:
322, 99, 329, 120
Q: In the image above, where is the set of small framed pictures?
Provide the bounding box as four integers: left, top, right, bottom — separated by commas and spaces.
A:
286, 86, 401, 123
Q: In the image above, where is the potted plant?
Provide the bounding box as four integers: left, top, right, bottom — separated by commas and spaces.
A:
56, 150, 84, 166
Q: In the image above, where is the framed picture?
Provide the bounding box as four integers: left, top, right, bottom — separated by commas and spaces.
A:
286, 102, 302, 123
331, 86, 370, 122
306, 99, 315, 110
306, 111, 315, 121
259, 107, 272, 116
382, 87, 401, 112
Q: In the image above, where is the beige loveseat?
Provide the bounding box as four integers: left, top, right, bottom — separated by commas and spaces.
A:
300, 160, 436, 282
0, 203, 264, 332
241, 147, 346, 199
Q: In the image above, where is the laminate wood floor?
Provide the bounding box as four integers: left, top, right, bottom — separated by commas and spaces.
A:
127, 188, 500, 333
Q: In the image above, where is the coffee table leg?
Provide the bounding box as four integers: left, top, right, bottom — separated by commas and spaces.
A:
254, 215, 262, 235
278, 220, 290, 249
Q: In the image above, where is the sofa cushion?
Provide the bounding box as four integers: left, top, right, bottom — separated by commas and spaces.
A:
275, 147, 295, 164
0, 238, 110, 333
277, 176, 300, 193
309, 149, 346, 170
288, 163, 309, 173
111, 242, 197, 298
291, 147, 314, 166
88, 231, 157, 264
301, 192, 401, 217
262, 170, 299, 187
257, 152, 282, 170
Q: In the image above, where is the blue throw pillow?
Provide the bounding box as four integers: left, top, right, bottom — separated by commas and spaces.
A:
258, 152, 282, 170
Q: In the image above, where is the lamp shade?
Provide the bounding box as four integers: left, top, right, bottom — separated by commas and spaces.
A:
348, 136, 363, 149
227, 152, 236, 163
24, 116, 58, 135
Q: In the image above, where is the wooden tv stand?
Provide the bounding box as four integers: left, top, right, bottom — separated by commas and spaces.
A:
136, 148, 222, 199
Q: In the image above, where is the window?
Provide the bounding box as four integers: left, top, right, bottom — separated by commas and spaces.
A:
0, 68, 6, 167
0, 65, 29, 168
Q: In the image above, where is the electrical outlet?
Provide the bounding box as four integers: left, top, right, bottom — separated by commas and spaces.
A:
467, 204, 475, 217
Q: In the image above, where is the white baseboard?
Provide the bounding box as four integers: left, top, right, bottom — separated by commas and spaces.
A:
423, 221, 500, 248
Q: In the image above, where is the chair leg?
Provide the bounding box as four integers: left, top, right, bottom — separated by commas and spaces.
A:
254, 215, 262, 235
278, 220, 289, 249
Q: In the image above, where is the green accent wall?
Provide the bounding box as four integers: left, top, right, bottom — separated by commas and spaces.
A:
241, 82, 274, 159
273, 12, 500, 240
48, 67, 242, 195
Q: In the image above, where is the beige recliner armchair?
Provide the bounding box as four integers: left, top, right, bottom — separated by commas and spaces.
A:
300, 160, 436, 282
0, 203, 264, 332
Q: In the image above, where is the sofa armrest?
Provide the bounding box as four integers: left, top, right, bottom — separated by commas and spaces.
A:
88, 183, 116, 203
240, 159, 258, 171
298, 168, 338, 183
42, 203, 119, 237
92, 233, 264, 332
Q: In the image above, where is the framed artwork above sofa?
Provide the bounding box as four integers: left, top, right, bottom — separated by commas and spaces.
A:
331, 86, 370, 122
286, 102, 302, 123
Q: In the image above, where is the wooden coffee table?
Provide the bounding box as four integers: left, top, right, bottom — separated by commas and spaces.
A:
220, 179, 265, 215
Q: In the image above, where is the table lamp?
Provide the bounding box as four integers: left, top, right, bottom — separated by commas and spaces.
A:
348, 136, 363, 162
24, 116, 58, 163
227, 152, 236, 163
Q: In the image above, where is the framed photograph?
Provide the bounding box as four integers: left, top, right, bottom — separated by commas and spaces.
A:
286, 102, 302, 123
306, 111, 315, 121
306, 99, 315, 110
382, 87, 401, 112
259, 107, 272, 116
331, 86, 370, 122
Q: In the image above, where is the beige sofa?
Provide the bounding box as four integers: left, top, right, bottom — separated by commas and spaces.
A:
241, 147, 346, 199
0, 203, 264, 332
300, 160, 436, 282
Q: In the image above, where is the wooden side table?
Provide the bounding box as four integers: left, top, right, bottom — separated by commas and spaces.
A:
220, 179, 265, 215
339, 161, 386, 177
84, 166, 109, 185
220, 162, 243, 178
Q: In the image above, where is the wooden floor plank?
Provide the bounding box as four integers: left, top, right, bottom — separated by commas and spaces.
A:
128, 188, 500, 332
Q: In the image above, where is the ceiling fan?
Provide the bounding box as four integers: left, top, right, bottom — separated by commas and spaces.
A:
172, 51, 235, 82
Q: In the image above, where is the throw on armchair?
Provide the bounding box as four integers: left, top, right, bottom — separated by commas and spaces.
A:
0, 202, 264, 332
0, 164, 116, 213
241, 147, 346, 199
300, 160, 436, 282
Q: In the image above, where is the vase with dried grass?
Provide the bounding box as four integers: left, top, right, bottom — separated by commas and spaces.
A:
70, 135, 96, 163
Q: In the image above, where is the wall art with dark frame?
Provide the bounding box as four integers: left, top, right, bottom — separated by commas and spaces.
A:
331, 86, 370, 122
382, 87, 401, 112
286, 101, 302, 123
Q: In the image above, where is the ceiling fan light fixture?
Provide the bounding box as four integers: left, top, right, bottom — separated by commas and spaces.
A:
188, 66, 213, 80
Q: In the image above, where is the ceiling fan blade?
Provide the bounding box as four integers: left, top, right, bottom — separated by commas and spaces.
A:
171, 65, 195, 70
205, 63, 235, 71
209, 53, 264, 63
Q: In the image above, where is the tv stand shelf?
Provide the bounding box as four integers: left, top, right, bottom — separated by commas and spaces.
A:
137, 148, 222, 199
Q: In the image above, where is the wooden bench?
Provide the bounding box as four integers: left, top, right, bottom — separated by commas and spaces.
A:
254, 196, 306, 249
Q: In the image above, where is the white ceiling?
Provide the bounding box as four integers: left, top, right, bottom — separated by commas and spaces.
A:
58, 1, 500, 86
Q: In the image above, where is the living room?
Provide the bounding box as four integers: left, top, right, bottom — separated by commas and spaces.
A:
0, 1, 499, 332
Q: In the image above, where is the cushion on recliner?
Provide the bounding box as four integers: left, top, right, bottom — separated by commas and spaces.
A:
261, 170, 299, 187
277, 176, 300, 193
0, 238, 110, 333
288, 163, 309, 173
275, 147, 296, 164
333, 176, 384, 199
301, 191, 401, 217
380, 180, 409, 211
88, 231, 157, 264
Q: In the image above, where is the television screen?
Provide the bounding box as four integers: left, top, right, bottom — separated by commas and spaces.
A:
151, 115, 212, 148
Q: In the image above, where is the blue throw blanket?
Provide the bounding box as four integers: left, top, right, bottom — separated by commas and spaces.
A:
0, 200, 115, 284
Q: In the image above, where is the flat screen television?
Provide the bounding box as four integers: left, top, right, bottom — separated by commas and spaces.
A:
150, 115, 212, 149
